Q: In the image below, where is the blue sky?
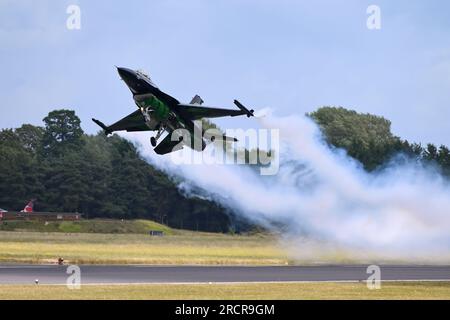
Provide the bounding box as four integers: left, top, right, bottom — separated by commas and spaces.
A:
1, 0, 450, 145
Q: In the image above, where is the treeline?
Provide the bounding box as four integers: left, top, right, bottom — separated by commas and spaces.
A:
0, 110, 232, 232
1, 107, 449, 233
309, 107, 450, 175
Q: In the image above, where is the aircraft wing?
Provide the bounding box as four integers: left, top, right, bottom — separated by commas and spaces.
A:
154, 131, 184, 155
92, 110, 149, 135
173, 104, 248, 120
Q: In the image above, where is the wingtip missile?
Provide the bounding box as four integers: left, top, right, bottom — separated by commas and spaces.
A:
234, 100, 255, 118
92, 118, 112, 135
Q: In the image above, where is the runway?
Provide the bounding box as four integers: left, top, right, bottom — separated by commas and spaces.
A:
1, 265, 450, 285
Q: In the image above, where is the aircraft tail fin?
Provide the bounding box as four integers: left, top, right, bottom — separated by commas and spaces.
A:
190, 95, 204, 105
21, 200, 34, 213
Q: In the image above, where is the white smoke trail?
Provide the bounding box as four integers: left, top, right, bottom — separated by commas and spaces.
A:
123, 111, 450, 264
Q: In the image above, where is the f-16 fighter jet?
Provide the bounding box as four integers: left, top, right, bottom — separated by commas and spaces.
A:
93, 67, 254, 155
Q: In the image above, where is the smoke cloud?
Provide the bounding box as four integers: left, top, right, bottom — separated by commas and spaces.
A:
124, 111, 450, 264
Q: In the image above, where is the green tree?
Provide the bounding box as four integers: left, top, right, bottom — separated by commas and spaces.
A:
41, 109, 84, 155
437, 145, 450, 176
309, 107, 402, 170
0, 129, 38, 209
423, 144, 438, 161
15, 124, 44, 153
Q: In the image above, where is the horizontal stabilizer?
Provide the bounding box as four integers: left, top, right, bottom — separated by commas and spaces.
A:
233, 100, 254, 117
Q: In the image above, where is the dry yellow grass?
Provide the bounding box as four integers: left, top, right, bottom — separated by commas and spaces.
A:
1, 282, 449, 300
0, 231, 289, 265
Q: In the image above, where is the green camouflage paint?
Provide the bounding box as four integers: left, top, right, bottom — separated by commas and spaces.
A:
143, 96, 170, 120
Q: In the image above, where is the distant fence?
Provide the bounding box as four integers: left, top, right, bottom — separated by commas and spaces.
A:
0, 212, 82, 221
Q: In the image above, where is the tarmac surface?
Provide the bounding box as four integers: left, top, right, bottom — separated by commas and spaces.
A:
1, 265, 450, 285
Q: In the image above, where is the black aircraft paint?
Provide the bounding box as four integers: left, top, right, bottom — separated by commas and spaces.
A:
92, 67, 254, 155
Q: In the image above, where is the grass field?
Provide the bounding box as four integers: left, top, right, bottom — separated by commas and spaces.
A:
0, 282, 449, 300
1, 219, 448, 266
1, 221, 449, 300
0, 229, 288, 265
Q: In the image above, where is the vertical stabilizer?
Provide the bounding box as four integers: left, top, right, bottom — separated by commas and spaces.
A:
21, 200, 34, 213
190, 95, 204, 105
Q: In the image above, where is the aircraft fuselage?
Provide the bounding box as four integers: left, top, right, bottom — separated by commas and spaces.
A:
117, 67, 205, 151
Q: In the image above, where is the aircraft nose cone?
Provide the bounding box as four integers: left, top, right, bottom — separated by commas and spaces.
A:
117, 67, 135, 80
116, 67, 141, 93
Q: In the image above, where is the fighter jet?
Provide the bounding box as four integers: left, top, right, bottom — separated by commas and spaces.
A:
92, 67, 254, 155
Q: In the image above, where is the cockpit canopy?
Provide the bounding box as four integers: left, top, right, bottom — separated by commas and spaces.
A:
136, 69, 158, 88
